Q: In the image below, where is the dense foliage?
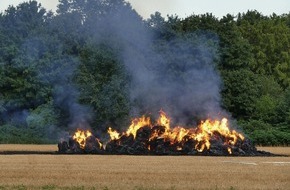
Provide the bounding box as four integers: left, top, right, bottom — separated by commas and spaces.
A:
0, 0, 289, 145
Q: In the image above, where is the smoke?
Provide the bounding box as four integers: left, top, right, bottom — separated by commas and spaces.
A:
38, 56, 93, 130
6, 34, 93, 133
124, 33, 223, 124
0, 0, 227, 137
85, 1, 225, 126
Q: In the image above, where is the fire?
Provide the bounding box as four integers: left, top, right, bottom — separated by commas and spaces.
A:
189, 118, 244, 152
108, 127, 120, 140
73, 129, 92, 149
227, 147, 232, 154
157, 110, 170, 130
107, 116, 152, 140
70, 111, 245, 155
161, 127, 189, 144
107, 111, 245, 154
126, 116, 151, 138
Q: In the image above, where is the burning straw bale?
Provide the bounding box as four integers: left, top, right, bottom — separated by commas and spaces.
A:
58, 129, 104, 154
58, 111, 273, 156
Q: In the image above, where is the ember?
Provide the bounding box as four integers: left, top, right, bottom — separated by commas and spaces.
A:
58, 111, 272, 156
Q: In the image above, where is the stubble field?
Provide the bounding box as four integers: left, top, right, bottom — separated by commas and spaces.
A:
0, 145, 289, 190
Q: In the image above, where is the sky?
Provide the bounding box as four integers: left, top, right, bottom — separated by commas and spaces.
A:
0, 0, 289, 19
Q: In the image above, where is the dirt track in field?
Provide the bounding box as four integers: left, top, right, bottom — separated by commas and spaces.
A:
0, 145, 289, 190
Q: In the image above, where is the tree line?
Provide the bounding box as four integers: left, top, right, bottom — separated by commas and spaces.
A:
0, 0, 289, 145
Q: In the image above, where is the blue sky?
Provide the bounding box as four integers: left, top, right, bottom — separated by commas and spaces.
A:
1, 0, 289, 19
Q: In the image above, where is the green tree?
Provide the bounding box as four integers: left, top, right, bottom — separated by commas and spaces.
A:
238, 11, 290, 87
77, 44, 129, 129
221, 69, 260, 119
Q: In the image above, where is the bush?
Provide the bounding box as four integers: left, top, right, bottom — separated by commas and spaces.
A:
239, 120, 290, 146
0, 102, 59, 144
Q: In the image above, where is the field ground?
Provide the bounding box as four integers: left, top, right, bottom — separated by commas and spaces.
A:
0, 145, 289, 190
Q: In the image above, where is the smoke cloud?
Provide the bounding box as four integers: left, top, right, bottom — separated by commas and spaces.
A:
38, 55, 93, 130
1, 0, 226, 133
85, 2, 224, 126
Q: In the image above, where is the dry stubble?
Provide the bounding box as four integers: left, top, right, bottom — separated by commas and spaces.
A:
0, 145, 289, 190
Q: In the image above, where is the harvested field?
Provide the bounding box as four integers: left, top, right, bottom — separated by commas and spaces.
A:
0, 145, 289, 190
0, 144, 56, 152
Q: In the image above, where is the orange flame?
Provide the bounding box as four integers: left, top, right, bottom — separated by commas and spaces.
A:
161, 127, 189, 144
157, 110, 170, 130
190, 118, 244, 152
73, 129, 92, 149
107, 111, 245, 153
126, 116, 151, 139
227, 147, 232, 154
108, 127, 120, 140
107, 116, 151, 140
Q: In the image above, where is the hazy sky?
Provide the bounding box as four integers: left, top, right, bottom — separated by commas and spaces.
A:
0, 0, 289, 19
